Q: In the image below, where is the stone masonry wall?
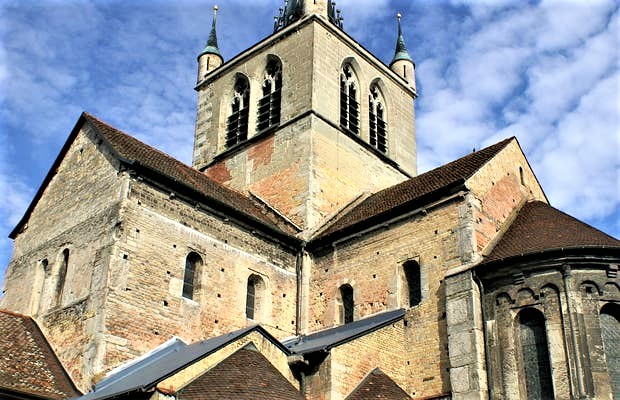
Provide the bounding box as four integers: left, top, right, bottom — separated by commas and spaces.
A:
309, 200, 463, 398
311, 20, 417, 176
1, 125, 127, 390
467, 140, 547, 259
200, 19, 415, 230
193, 19, 315, 169
329, 322, 408, 399
101, 177, 299, 373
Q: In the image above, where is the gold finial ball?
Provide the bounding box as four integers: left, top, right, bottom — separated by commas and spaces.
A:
214, 5, 219, 11
397, 13, 402, 20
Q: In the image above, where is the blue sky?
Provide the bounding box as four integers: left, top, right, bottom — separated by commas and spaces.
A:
0, 0, 618, 291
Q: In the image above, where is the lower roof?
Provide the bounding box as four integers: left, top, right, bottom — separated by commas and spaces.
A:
284, 309, 405, 354
483, 201, 620, 264
0, 310, 80, 400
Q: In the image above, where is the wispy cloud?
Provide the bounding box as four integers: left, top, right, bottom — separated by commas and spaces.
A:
0, 0, 618, 290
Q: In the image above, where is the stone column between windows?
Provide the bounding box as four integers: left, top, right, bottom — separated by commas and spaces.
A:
445, 270, 489, 400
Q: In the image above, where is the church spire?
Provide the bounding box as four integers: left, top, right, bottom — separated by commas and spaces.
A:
196, 5, 224, 82
199, 5, 221, 58
390, 13, 412, 66
389, 13, 416, 93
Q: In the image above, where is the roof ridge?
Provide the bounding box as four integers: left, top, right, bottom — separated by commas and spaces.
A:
312, 137, 515, 241
81, 112, 299, 237
414, 136, 514, 181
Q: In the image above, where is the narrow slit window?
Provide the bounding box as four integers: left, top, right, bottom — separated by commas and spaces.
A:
226, 76, 250, 148
369, 84, 388, 153
402, 260, 421, 307
55, 249, 69, 307
340, 63, 359, 135
338, 284, 354, 324
246, 274, 265, 320
182, 252, 203, 300
257, 59, 282, 132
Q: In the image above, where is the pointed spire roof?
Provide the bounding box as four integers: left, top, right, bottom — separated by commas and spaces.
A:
199, 5, 221, 59
390, 13, 413, 66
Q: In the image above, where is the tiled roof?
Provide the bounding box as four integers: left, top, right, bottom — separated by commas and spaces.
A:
0, 310, 80, 399
284, 309, 404, 354
484, 201, 620, 263
83, 113, 298, 237
177, 345, 304, 400
346, 368, 412, 400
79, 325, 290, 400
315, 138, 514, 240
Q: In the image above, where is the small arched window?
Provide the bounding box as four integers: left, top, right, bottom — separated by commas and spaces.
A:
338, 284, 354, 324
402, 260, 421, 307
226, 76, 250, 148
55, 249, 69, 307
257, 59, 282, 132
246, 274, 265, 320
340, 63, 359, 134
182, 252, 203, 300
369, 84, 387, 153
518, 308, 553, 399
600, 304, 620, 398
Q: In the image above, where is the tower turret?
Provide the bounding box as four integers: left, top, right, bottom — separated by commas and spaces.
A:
197, 5, 223, 83
390, 13, 416, 93
274, 0, 343, 31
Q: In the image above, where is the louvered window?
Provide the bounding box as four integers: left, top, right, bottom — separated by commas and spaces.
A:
257, 60, 282, 132
340, 64, 359, 134
226, 77, 250, 148
369, 84, 388, 153
519, 308, 553, 399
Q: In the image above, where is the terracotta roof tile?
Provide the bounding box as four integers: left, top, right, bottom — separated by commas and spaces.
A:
484, 201, 620, 262
345, 368, 411, 400
82, 113, 298, 237
177, 346, 304, 400
0, 310, 80, 399
316, 138, 514, 240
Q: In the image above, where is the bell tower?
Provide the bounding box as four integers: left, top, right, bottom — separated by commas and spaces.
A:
192, 3, 418, 231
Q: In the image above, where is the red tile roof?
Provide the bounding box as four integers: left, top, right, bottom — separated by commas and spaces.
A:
176, 345, 304, 399
82, 113, 299, 237
345, 368, 412, 400
315, 138, 514, 240
0, 310, 80, 399
484, 201, 620, 263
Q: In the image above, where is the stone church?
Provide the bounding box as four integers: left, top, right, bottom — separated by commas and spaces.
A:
1, 1, 619, 399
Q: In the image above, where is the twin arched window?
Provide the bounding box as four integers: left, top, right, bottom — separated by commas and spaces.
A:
226, 59, 283, 149
340, 63, 359, 134
182, 252, 203, 300
340, 63, 389, 152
